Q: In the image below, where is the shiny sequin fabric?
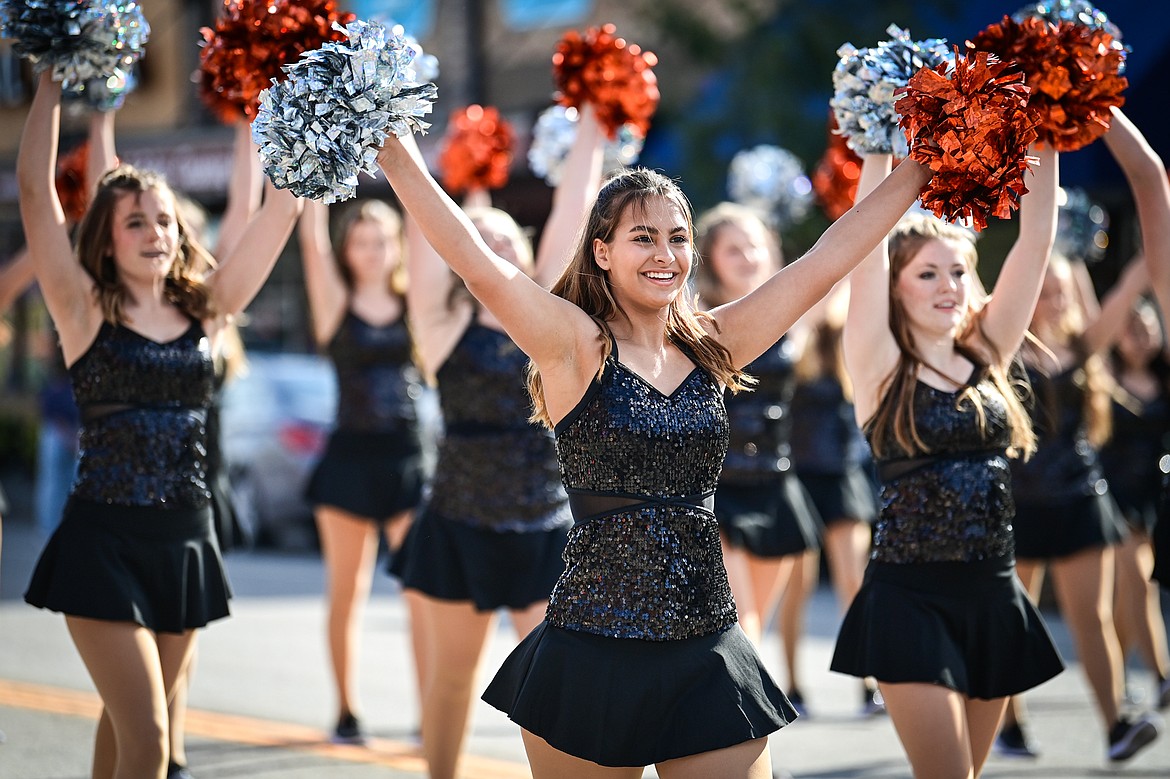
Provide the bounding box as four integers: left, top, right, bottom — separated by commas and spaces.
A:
427, 323, 570, 532
869, 369, 1016, 563
1011, 365, 1109, 503
789, 375, 869, 475
547, 346, 737, 640
721, 336, 797, 483
328, 311, 422, 434
69, 321, 215, 508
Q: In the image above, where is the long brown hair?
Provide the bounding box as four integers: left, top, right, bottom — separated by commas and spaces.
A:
332, 198, 407, 297
75, 165, 214, 324
866, 213, 1036, 459
527, 168, 751, 427
693, 201, 781, 307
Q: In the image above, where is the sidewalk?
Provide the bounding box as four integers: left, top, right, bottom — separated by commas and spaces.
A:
2, 502, 1169, 777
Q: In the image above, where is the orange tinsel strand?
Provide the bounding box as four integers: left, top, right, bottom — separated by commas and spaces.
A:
552, 24, 659, 139
969, 16, 1126, 152
438, 105, 515, 195
895, 47, 1041, 231
198, 0, 356, 124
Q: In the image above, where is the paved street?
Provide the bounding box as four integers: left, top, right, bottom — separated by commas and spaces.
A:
2, 478, 1169, 778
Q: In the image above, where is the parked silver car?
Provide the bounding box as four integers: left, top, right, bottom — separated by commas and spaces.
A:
220, 352, 336, 549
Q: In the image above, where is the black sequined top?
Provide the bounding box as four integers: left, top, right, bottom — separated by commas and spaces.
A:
425, 323, 570, 532
327, 311, 422, 436
1010, 364, 1108, 504
69, 320, 215, 508
546, 342, 738, 641
1100, 389, 1170, 519
721, 336, 796, 483
868, 367, 1016, 564
790, 375, 869, 476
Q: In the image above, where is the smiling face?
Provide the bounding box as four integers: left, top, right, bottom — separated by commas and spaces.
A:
893, 237, 973, 339
593, 194, 693, 313
107, 186, 180, 284
343, 217, 400, 285
470, 208, 534, 275
707, 218, 775, 299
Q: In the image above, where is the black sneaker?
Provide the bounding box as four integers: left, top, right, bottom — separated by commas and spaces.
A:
332, 712, 366, 745
994, 722, 1039, 759
1108, 712, 1161, 762
861, 685, 886, 717
787, 688, 809, 719
167, 762, 195, 779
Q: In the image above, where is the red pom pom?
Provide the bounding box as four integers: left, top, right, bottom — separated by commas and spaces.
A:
813, 115, 863, 221
198, 0, 356, 124
895, 47, 1041, 231
552, 24, 659, 139
56, 140, 90, 224
438, 105, 515, 195
970, 16, 1126, 151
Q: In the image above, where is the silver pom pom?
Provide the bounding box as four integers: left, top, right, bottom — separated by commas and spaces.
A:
63, 64, 138, 112
1, 0, 149, 90
527, 105, 645, 186
727, 145, 813, 229
830, 24, 951, 155
252, 19, 438, 203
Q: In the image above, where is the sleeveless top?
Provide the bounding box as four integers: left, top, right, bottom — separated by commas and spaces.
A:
1100, 387, 1170, 518
1010, 364, 1109, 504
790, 375, 869, 475
327, 310, 422, 436
720, 336, 797, 483
69, 320, 215, 508
426, 323, 570, 532
546, 342, 737, 640
868, 367, 1016, 564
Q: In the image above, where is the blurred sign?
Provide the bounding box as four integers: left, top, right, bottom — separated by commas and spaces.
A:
501, 0, 592, 28
353, 0, 435, 38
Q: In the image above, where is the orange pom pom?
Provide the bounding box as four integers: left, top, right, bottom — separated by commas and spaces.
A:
55, 140, 90, 224
438, 105, 515, 194
198, 0, 355, 124
895, 47, 1041, 231
969, 16, 1126, 151
813, 115, 863, 221
552, 24, 659, 139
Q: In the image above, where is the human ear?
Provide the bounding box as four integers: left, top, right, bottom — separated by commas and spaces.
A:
593, 237, 610, 270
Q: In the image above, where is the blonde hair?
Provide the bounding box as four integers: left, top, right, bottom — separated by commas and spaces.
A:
75, 165, 215, 324
526, 168, 752, 427
867, 213, 1036, 459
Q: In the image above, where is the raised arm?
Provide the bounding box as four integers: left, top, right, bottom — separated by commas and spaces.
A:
0, 248, 35, 314
297, 198, 348, 345
532, 104, 606, 288
1081, 254, 1150, 356
377, 133, 595, 370
711, 155, 929, 371
979, 144, 1059, 361
1103, 107, 1170, 326
16, 72, 99, 356
204, 179, 301, 319
839, 154, 898, 410
215, 121, 264, 260
86, 111, 117, 199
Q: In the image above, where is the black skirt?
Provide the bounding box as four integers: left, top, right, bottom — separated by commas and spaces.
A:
831, 557, 1064, 699
1012, 493, 1126, 560
482, 621, 795, 767
305, 429, 425, 521
799, 469, 878, 527
390, 511, 569, 611
25, 498, 232, 634
715, 474, 822, 557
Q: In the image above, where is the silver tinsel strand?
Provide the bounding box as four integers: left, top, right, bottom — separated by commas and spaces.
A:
0, 0, 149, 90
831, 24, 951, 155
251, 19, 438, 203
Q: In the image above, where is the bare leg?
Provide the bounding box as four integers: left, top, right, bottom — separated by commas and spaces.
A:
66, 617, 196, 779
167, 644, 197, 770
656, 737, 771, 779
823, 518, 870, 610
1002, 559, 1046, 731
966, 696, 1009, 775
722, 538, 762, 643
778, 550, 818, 694
1114, 531, 1170, 687
509, 600, 549, 641
1050, 545, 1125, 729
315, 505, 380, 726
416, 595, 495, 779
521, 730, 643, 779
881, 682, 978, 779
